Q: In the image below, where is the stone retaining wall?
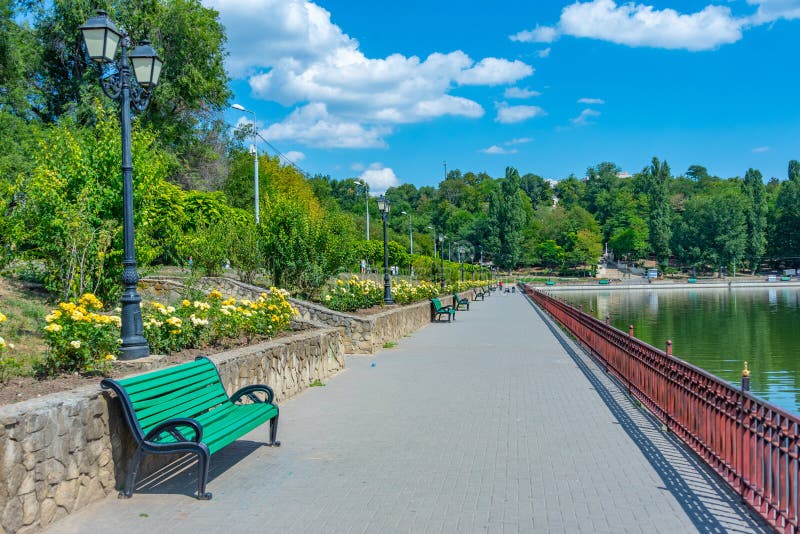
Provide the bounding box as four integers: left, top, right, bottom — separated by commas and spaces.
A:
140, 277, 458, 354
0, 326, 343, 534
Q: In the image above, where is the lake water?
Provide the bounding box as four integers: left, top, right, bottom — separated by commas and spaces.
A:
563, 287, 800, 414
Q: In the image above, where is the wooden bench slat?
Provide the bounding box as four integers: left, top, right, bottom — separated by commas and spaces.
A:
136, 388, 228, 431
120, 364, 219, 396
118, 358, 216, 388
202, 406, 278, 453
130, 375, 222, 413
125, 368, 222, 402
138, 390, 229, 435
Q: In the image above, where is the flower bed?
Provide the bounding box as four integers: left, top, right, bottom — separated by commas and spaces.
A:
320, 276, 479, 312
37, 289, 298, 376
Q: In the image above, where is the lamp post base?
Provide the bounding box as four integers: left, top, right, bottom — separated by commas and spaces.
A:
120, 339, 150, 360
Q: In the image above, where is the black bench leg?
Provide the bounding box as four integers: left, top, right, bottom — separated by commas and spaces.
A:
267, 412, 281, 447
195, 448, 212, 500
119, 447, 144, 499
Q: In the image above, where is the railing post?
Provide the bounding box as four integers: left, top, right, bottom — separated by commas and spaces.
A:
605, 315, 610, 325
666, 340, 672, 357
628, 324, 634, 337
741, 361, 750, 392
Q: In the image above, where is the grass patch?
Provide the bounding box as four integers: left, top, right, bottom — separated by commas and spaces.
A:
0, 278, 52, 377
309, 379, 325, 387
383, 341, 397, 348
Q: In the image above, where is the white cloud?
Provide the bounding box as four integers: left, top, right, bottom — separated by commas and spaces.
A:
752, 146, 771, 153
510, 25, 560, 43
360, 164, 400, 194
538, 47, 551, 58
506, 137, 533, 145
559, 0, 742, 51
504, 87, 541, 99
571, 108, 601, 126
207, 0, 533, 149
495, 104, 547, 124
350, 162, 365, 171
457, 58, 533, 86
511, 0, 748, 51
481, 145, 518, 155
578, 98, 605, 104
746, 0, 800, 24
284, 150, 306, 162
262, 103, 389, 148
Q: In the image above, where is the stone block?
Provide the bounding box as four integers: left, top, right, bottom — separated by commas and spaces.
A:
21, 491, 38, 526
1, 496, 22, 534
39, 498, 57, 525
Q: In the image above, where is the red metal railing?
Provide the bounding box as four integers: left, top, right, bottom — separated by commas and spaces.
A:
523, 285, 800, 533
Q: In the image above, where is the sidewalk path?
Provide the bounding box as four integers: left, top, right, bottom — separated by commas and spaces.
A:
47, 291, 769, 533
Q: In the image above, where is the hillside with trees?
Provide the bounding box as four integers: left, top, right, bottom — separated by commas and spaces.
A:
2, 1, 800, 308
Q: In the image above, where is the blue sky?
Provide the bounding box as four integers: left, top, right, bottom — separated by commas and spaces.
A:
209, 0, 800, 192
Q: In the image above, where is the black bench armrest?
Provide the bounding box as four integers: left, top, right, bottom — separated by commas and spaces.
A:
231, 384, 276, 405
144, 417, 203, 444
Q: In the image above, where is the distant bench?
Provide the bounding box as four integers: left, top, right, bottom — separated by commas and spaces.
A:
431, 297, 456, 322
453, 292, 470, 310
101, 356, 280, 500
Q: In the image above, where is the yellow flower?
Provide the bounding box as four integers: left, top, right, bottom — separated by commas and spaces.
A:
78, 293, 103, 310
45, 323, 63, 333
0, 337, 5, 348
0, 312, 6, 323
208, 290, 223, 299
182, 299, 191, 307
70, 340, 82, 349
104, 354, 117, 361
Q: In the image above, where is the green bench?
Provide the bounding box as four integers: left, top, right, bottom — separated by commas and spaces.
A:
431, 297, 456, 322
545, 280, 555, 286
472, 287, 487, 300
101, 356, 280, 500
782, 276, 792, 282
453, 293, 470, 310
688, 278, 697, 283
598, 279, 610, 285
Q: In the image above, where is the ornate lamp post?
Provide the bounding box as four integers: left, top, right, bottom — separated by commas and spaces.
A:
231, 104, 259, 223
377, 196, 393, 304
458, 245, 466, 282
80, 10, 163, 359
439, 233, 446, 290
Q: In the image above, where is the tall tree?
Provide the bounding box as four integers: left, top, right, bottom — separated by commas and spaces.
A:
742, 168, 767, 272
789, 160, 800, 183
26, 0, 230, 169
487, 167, 526, 269
773, 162, 800, 260
643, 157, 672, 268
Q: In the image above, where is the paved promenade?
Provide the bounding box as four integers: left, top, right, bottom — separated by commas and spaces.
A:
47, 291, 770, 533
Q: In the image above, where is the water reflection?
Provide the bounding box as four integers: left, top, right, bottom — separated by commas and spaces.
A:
567, 287, 800, 414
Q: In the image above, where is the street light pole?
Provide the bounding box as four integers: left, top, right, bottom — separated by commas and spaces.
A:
439, 233, 446, 291
80, 10, 163, 359
355, 180, 369, 240
231, 104, 259, 224
459, 245, 465, 282
377, 196, 393, 304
